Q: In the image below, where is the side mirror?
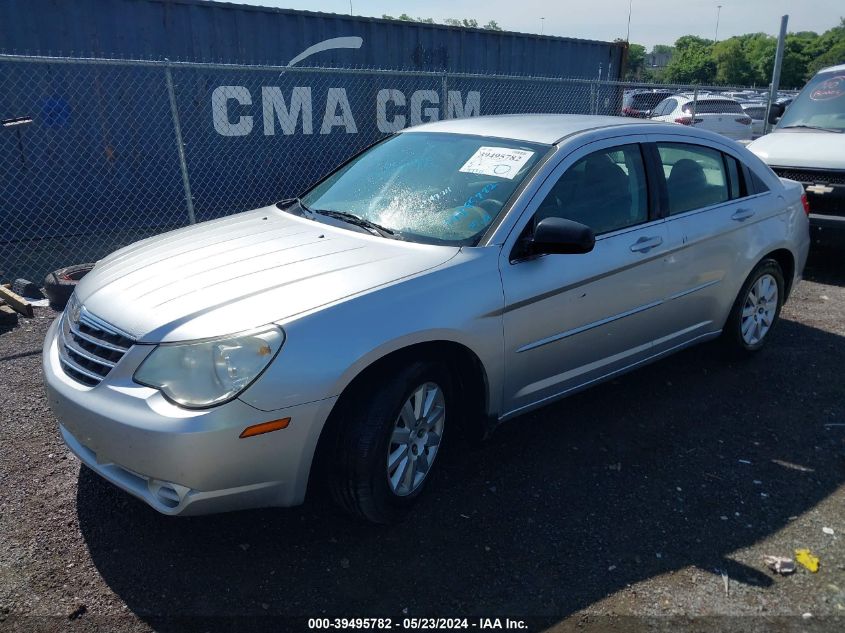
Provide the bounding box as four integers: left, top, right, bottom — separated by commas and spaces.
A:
768, 103, 785, 124
527, 217, 595, 256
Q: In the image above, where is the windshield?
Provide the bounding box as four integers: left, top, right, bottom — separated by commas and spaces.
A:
298, 132, 549, 245
777, 71, 845, 132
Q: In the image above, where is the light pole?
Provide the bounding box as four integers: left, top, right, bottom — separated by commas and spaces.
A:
349, 1, 352, 15
714, 4, 722, 42
540, 17, 545, 35
626, 0, 632, 42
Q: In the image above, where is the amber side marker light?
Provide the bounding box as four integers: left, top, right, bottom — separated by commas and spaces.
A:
239, 418, 291, 438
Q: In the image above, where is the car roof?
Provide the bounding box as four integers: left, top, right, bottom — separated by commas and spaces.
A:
820, 63, 845, 74
402, 114, 653, 145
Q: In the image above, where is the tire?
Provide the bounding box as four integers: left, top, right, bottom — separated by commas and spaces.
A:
723, 258, 785, 353
43, 263, 95, 310
329, 360, 452, 523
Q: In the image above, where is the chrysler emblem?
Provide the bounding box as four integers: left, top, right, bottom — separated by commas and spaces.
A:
806, 184, 834, 195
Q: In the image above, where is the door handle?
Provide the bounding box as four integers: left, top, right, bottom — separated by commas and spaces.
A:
629, 235, 663, 253
731, 208, 755, 222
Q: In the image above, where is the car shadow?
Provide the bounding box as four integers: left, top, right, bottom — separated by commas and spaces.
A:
76, 318, 845, 629
805, 242, 845, 286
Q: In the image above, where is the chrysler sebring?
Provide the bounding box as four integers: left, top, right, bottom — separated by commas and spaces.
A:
43, 115, 810, 523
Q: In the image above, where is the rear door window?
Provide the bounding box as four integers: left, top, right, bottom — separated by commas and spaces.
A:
657, 143, 729, 214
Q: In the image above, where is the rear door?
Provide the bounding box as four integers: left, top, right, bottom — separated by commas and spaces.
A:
648, 136, 774, 350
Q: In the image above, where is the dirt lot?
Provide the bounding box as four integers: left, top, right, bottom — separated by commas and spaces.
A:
1, 248, 844, 633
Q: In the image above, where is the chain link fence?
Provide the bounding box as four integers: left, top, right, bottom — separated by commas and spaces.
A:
0, 54, 759, 283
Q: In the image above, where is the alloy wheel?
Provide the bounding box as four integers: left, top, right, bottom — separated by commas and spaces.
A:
386, 382, 445, 496
741, 273, 778, 346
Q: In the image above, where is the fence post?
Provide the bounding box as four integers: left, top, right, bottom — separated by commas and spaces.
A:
590, 82, 597, 115
164, 62, 197, 225
690, 86, 699, 127
441, 71, 449, 119
764, 15, 789, 135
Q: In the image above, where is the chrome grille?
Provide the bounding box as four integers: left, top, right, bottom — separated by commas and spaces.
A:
771, 167, 845, 186
58, 306, 135, 387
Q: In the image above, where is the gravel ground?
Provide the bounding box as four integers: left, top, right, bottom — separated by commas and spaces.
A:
1, 248, 844, 633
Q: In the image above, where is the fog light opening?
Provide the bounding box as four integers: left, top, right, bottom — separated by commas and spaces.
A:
148, 481, 182, 508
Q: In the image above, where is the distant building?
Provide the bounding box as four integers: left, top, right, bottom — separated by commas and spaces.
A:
646, 51, 673, 68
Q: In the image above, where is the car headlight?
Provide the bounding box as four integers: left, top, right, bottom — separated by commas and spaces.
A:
134, 326, 284, 408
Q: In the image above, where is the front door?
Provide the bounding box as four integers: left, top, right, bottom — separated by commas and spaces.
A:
499, 139, 669, 418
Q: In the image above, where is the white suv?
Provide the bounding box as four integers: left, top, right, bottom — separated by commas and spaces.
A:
650, 95, 753, 141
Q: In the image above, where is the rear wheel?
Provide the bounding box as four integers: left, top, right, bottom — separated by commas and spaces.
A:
723, 258, 784, 353
329, 360, 451, 523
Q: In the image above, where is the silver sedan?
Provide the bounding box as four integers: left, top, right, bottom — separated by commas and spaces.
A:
43, 115, 811, 523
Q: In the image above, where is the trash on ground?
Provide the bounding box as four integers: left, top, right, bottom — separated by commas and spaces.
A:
795, 549, 820, 573
771, 459, 815, 473
738, 459, 752, 464
763, 555, 796, 575
823, 527, 835, 536
11, 278, 43, 300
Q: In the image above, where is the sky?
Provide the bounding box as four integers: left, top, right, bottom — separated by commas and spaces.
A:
232, 0, 843, 50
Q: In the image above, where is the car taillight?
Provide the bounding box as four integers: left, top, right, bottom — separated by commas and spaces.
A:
735, 117, 752, 125
801, 192, 810, 216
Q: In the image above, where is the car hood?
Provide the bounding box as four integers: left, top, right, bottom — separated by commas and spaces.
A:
74, 207, 460, 343
748, 130, 845, 170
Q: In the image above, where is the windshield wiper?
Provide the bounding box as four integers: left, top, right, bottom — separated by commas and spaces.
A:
780, 124, 843, 133
312, 209, 397, 238
275, 197, 317, 216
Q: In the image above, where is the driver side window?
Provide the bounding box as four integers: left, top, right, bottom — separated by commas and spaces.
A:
534, 144, 649, 235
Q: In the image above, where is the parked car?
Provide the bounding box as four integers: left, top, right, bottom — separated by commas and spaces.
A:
621, 90, 674, 118
741, 102, 769, 138
43, 114, 810, 523
650, 95, 753, 141
748, 65, 845, 243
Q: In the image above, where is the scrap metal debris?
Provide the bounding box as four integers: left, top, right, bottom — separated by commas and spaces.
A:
763, 555, 796, 575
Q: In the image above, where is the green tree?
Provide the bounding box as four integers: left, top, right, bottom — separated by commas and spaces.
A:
713, 38, 753, 84
805, 18, 845, 77
663, 36, 716, 83
444, 18, 480, 28
483, 20, 503, 31
617, 41, 646, 79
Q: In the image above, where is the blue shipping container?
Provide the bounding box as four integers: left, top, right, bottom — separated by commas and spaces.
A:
0, 0, 626, 78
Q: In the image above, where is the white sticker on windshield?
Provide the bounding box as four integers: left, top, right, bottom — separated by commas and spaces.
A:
459, 147, 535, 180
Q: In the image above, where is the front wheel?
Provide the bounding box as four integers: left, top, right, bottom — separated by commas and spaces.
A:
723, 258, 785, 353
329, 360, 451, 523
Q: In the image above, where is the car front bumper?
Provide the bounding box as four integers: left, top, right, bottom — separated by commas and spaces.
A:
43, 318, 337, 516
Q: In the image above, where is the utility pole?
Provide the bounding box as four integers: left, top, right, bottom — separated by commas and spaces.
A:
540, 17, 545, 35
349, 1, 352, 15
626, 0, 633, 42
714, 5, 722, 42
764, 15, 789, 135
